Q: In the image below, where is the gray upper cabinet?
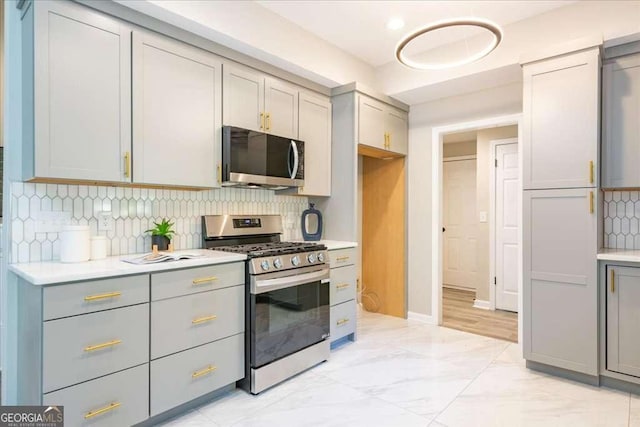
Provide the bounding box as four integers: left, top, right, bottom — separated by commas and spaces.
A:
523, 188, 598, 375
297, 92, 332, 196
602, 53, 640, 189
357, 94, 408, 155
23, 0, 131, 182
522, 48, 600, 190
223, 63, 299, 139
265, 77, 299, 139
132, 31, 222, 188
606, 265, 640, 378
222, 63, 264, 132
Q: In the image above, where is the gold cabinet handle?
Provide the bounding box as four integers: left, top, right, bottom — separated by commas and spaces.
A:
611, 269, 615, 293
192, 315, 217, 325
336, 283, 350, 290
336, 256, 350, 262
124, 152, 131, 178
266, 113, 271, 131
589, 160, 594, 184
336, 318, 349, 326
589, 191, 594, 214
192, 365, 217, 379
192, 276, 218, 285
84, 339, 122, 352
85, 402, 121, 419
217, 164, 221, 184
260, 112, 265, 130
84, 292, 121, 302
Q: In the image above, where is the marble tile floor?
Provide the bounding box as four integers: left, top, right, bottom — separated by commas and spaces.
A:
160, 309, 639, 427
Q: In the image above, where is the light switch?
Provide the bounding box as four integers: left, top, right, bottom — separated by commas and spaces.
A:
479, 211, 488, 223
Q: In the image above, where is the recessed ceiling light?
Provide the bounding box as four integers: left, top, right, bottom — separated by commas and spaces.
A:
395, 17, 503, 70
387, 18, 405, 31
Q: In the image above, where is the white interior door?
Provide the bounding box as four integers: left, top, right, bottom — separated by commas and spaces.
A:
443, 158, 478, 289
495, 143, 519, 312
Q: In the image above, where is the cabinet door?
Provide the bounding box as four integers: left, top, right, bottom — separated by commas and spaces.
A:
32, 1, 131, 182
265, 77, 299, 139
386, 107, 408, 155
357, 95, 386, 150
222, 63, 264, 132
297, 92, 331, 196
607, 265, 640, 377
132, 31, 222, 187
523, 188, 598, 375
602, 54, 640, 188
522, 48, 600, 190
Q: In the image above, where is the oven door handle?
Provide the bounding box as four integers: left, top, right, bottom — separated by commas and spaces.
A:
252, 268, 329, 294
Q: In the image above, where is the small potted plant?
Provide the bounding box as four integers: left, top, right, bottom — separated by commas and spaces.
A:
146, 218, 175, 251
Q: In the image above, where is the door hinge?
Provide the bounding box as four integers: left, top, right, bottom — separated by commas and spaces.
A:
494, 277, 497, 285
494, 159, 498, 167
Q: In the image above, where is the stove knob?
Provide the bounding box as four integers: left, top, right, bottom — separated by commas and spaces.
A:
291, 255, 300, 266
317, 252, 325, 263
307, 253, 316, 263
260, 260, 270, 271
273, 258, 283, 269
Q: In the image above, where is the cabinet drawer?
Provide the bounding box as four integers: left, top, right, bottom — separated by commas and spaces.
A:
151, 285, 244, 359
330, 248, 356, 268
43, 304, 149, 393
43, 275, 149, 321
43, 364, 148, 427
330, 264, 357, 306
330, 300, 357, 343
150, 334, 244, 417
152, 262, 244, 301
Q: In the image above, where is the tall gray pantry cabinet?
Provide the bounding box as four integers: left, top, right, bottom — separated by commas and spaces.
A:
522, 46, 601, 377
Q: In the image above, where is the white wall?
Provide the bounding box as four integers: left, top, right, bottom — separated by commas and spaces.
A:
378, 1, 640, 101
407, 83, 522, 316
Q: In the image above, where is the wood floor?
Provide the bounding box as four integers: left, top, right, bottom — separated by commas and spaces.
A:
442, 287, 518, 343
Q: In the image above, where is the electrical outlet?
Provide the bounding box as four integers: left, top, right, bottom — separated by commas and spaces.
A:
479, 211, 488, 223
35, 211, 72, 233
98, 211, 113, 231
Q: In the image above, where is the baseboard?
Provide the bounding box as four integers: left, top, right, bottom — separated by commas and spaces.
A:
473, 299, 491, 310
407, 311, 437, 325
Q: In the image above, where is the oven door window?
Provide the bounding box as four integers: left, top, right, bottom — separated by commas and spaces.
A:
251, 281, 329, 368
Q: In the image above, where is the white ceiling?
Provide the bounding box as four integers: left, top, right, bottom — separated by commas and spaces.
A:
257, 1, 576, 67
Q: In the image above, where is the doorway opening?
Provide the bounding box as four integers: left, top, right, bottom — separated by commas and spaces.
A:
438, 119, 521, 343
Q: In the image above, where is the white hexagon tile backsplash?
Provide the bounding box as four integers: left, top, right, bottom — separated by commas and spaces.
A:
10, 182, 309, 263
603, 191, 640, 250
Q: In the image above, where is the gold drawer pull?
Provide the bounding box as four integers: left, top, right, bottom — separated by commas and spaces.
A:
85, 402, 121, 419
589, 191, 594, 214
84, 339, 122, 352
336, 256, 350, 262
192, 276, 218, 285
336, 318, 349, 326
336, 283, 350, 290
84, 292, 122, 302
611, 269, 615, 293
192, 365, 217, 379
192, 315, 217, 325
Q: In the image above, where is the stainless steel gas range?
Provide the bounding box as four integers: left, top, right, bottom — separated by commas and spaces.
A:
202, 215, 330, 394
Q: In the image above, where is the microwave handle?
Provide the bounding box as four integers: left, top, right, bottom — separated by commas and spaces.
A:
290, 140, 299, 179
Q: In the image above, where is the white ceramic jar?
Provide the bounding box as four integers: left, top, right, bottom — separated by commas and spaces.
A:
60, 225, 90, 263
90, 236, 108, 260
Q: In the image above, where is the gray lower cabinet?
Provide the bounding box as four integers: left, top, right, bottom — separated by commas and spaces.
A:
329, 248, 357, 344
150, 334, 244, 416
43, 364, 149, 427
606, 265, 640, 377
523, 188, 598, 375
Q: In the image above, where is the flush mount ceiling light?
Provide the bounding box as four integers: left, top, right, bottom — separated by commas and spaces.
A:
395, 17, 503, 70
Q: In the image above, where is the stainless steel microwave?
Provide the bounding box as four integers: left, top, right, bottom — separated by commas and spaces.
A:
222, 126, 304, 189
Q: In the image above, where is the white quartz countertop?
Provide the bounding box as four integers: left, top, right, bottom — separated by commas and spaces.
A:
597, 248, 640, 263
294, 240, 358, 250
9, 249, 247, 285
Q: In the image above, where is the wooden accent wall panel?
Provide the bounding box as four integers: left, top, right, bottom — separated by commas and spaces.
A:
362, 156, 406, 318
